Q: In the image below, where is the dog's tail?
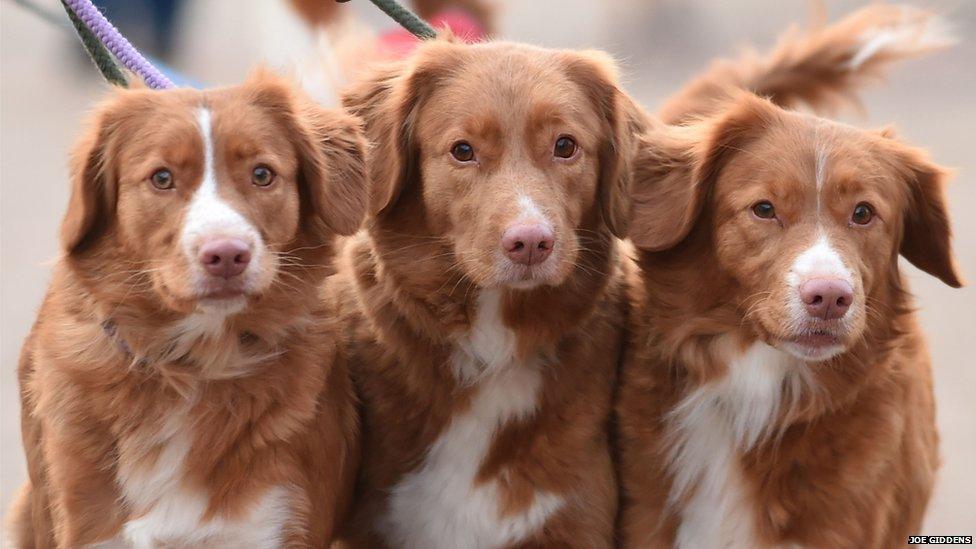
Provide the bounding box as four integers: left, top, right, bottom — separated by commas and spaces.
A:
658, 4, 954, 124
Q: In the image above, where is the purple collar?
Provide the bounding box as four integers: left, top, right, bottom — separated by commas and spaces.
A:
100, 319, 141, 364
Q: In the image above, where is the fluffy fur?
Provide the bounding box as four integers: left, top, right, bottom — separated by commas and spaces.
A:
7, 72, 366, 547
658, 4, 953, 124
617, 93, 961, 548
327, 37, 635, 547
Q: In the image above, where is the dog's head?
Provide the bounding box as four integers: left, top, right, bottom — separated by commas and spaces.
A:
62, 71, 367, 318
343, 39, 635, 290
630, 94, 961, 362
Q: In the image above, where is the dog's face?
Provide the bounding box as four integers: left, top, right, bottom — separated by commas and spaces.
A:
344, 40, 633, 290
62, 72, 367, 317
630, 95, 961, 362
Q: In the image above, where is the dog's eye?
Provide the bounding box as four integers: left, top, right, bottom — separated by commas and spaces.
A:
851, 202, 874, 225
752, 200, 776, 220
150, 169, 174, 190
554, 136, 578, 159
252, 165, 275, 187
450, 141, 475, 163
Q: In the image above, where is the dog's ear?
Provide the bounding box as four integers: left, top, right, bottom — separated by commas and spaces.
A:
628, 93, 774, 251
627, 125, 698, 251
341, 62, 406, 217
342, 41, 459, 217
298, 106, 369, 237
248, 70, 369, 241
61, 98, 125, 255
564, 50, 642, 238
883, 141, 963, 287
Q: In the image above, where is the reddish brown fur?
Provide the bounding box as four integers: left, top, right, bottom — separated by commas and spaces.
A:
659, 4, 951, 124
328, 38, 637, 547
617, 94, 961, 547
7, 72, 366, 547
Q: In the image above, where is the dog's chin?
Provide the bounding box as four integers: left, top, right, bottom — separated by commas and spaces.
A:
779, 338, 846, 362
755, 317, 853, 363
777, 328, 857, 362
196, 294, 248, 315
491, 261, 567, 291
163, 276, 259, 316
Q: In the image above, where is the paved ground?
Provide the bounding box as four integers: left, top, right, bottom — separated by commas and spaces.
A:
2, 0, 973, 541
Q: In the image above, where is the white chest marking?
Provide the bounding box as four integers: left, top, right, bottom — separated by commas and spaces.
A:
115, 408, 296, 548
381, 289, 563, 549
667, 342, 807, 549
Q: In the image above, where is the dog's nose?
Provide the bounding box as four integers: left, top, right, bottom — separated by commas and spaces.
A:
198, 238, 252, 279
800, 278, 853, 320
502, 223, 555, 266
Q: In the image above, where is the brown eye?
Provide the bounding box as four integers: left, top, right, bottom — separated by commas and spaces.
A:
852, 202, 874, 225
252, 165, 275, 187
150, 169, 174, 190
554, 136, 577, 159
752, 200, 776, 219
450, 141, 475, 162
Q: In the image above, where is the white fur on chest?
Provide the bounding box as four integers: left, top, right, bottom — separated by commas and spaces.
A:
113, 406, 296, 548
667, 341, 808, 549
381, 289, 563, 549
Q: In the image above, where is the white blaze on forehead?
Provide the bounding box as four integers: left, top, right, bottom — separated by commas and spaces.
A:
814, 127, 829, 215
815, 143, 828, 192
181, 108, 261, 259
787, 235, 852, 286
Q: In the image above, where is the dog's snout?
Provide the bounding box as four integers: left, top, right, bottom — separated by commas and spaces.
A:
502, 223, 554, 266
198, 238, 252, 279
800, 278, 853, 320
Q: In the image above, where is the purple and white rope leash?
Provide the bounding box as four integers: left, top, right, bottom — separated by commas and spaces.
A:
63, 0, 174, 90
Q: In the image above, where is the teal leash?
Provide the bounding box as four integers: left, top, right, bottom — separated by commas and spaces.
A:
363, 0, 437, 39
59, 0, 128, 87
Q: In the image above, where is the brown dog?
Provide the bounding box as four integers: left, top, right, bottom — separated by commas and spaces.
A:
327, 37, 637, 547
7, 72, 366, 547
616, 92, 961, 548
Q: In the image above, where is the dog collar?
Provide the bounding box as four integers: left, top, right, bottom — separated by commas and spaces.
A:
101, 318, 259, 367
100, 319, 146, 367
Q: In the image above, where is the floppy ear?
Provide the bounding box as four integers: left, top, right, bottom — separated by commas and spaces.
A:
627, 125, 698, 251
628, 93, 774, 251
890, 145, 963, 287
297, 105, 369, 236
564, 50, 640, 238
247, 70, 369, 240
61, 104, 122, 254
341, 62, 409, 217
342, 41, 459, 217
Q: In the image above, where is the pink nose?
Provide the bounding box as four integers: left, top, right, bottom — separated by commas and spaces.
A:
501, 223, 555, 266
799, 278, 853, 320
198, 238, 252, 279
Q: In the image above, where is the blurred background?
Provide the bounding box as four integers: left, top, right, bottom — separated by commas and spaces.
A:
2, 0, 973, 540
